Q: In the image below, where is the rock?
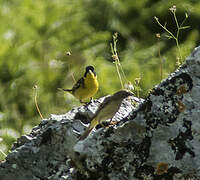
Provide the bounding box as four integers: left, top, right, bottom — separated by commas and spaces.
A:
1, 46, 200, 180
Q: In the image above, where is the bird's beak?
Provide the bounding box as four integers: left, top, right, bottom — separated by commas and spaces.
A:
87, 69, 96, 77
89, 70, 93, 74
89, 69, 95, 76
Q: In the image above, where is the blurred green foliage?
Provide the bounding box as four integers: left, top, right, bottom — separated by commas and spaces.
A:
0, 0, 199, 159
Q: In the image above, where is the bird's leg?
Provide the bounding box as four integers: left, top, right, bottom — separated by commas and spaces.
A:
80, 100, 88, 104
98, 119, 109, 128
85, 97, 94, 105
81, 97, 94, 106
109, 118, 118, 126
80, 100, 92, 108
109, 117, 113, 124
90, 97, 94, 104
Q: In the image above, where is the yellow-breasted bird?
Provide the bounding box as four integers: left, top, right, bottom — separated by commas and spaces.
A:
59, 66, 99, 103
79, 89, 133, 140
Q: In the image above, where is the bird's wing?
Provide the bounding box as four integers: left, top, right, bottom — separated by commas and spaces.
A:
79, 118, 99, 141
93, 95, 112, 117
72, 77, 84, 92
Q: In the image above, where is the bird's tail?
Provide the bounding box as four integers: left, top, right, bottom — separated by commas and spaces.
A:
79, 118, 99, 141
58, 88, 72, 92
79, 127, 94, 141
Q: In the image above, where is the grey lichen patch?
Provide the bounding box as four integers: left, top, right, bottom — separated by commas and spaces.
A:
140, 72, 193, 130
74, 131, 151, 179
0, 105, 95, 180
168, 119, 194, 160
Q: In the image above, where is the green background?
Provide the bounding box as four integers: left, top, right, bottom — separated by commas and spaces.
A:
0, 0, 199, 159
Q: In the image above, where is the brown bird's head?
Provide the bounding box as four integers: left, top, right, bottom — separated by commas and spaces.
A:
112, 89, 134, 99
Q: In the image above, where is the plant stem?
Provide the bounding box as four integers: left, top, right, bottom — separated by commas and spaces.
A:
155, 17, 176, 39
34, 88, 44, 119
0, 149, 7, 157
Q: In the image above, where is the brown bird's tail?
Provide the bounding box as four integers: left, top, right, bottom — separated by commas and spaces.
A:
78, 127, 94, 141
57, 88, 72, 92
79, 118, 99, 141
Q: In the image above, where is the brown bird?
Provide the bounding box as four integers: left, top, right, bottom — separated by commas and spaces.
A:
79, 89, 133, 140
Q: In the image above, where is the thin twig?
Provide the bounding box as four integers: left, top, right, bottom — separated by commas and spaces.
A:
71, 72, 76, 83
110, 41, 124, 89
33, 85, 44, 119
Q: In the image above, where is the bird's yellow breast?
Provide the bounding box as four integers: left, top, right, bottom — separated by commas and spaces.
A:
73, 72, 99, 101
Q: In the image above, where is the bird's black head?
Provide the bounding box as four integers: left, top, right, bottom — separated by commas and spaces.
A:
84, 66, 96, 77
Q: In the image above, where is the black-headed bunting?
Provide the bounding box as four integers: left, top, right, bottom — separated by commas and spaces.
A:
59, 66, 99, 103
79, 89, 133, 140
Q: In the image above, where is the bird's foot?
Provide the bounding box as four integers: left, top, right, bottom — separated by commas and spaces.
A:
81, 98, 94, 106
